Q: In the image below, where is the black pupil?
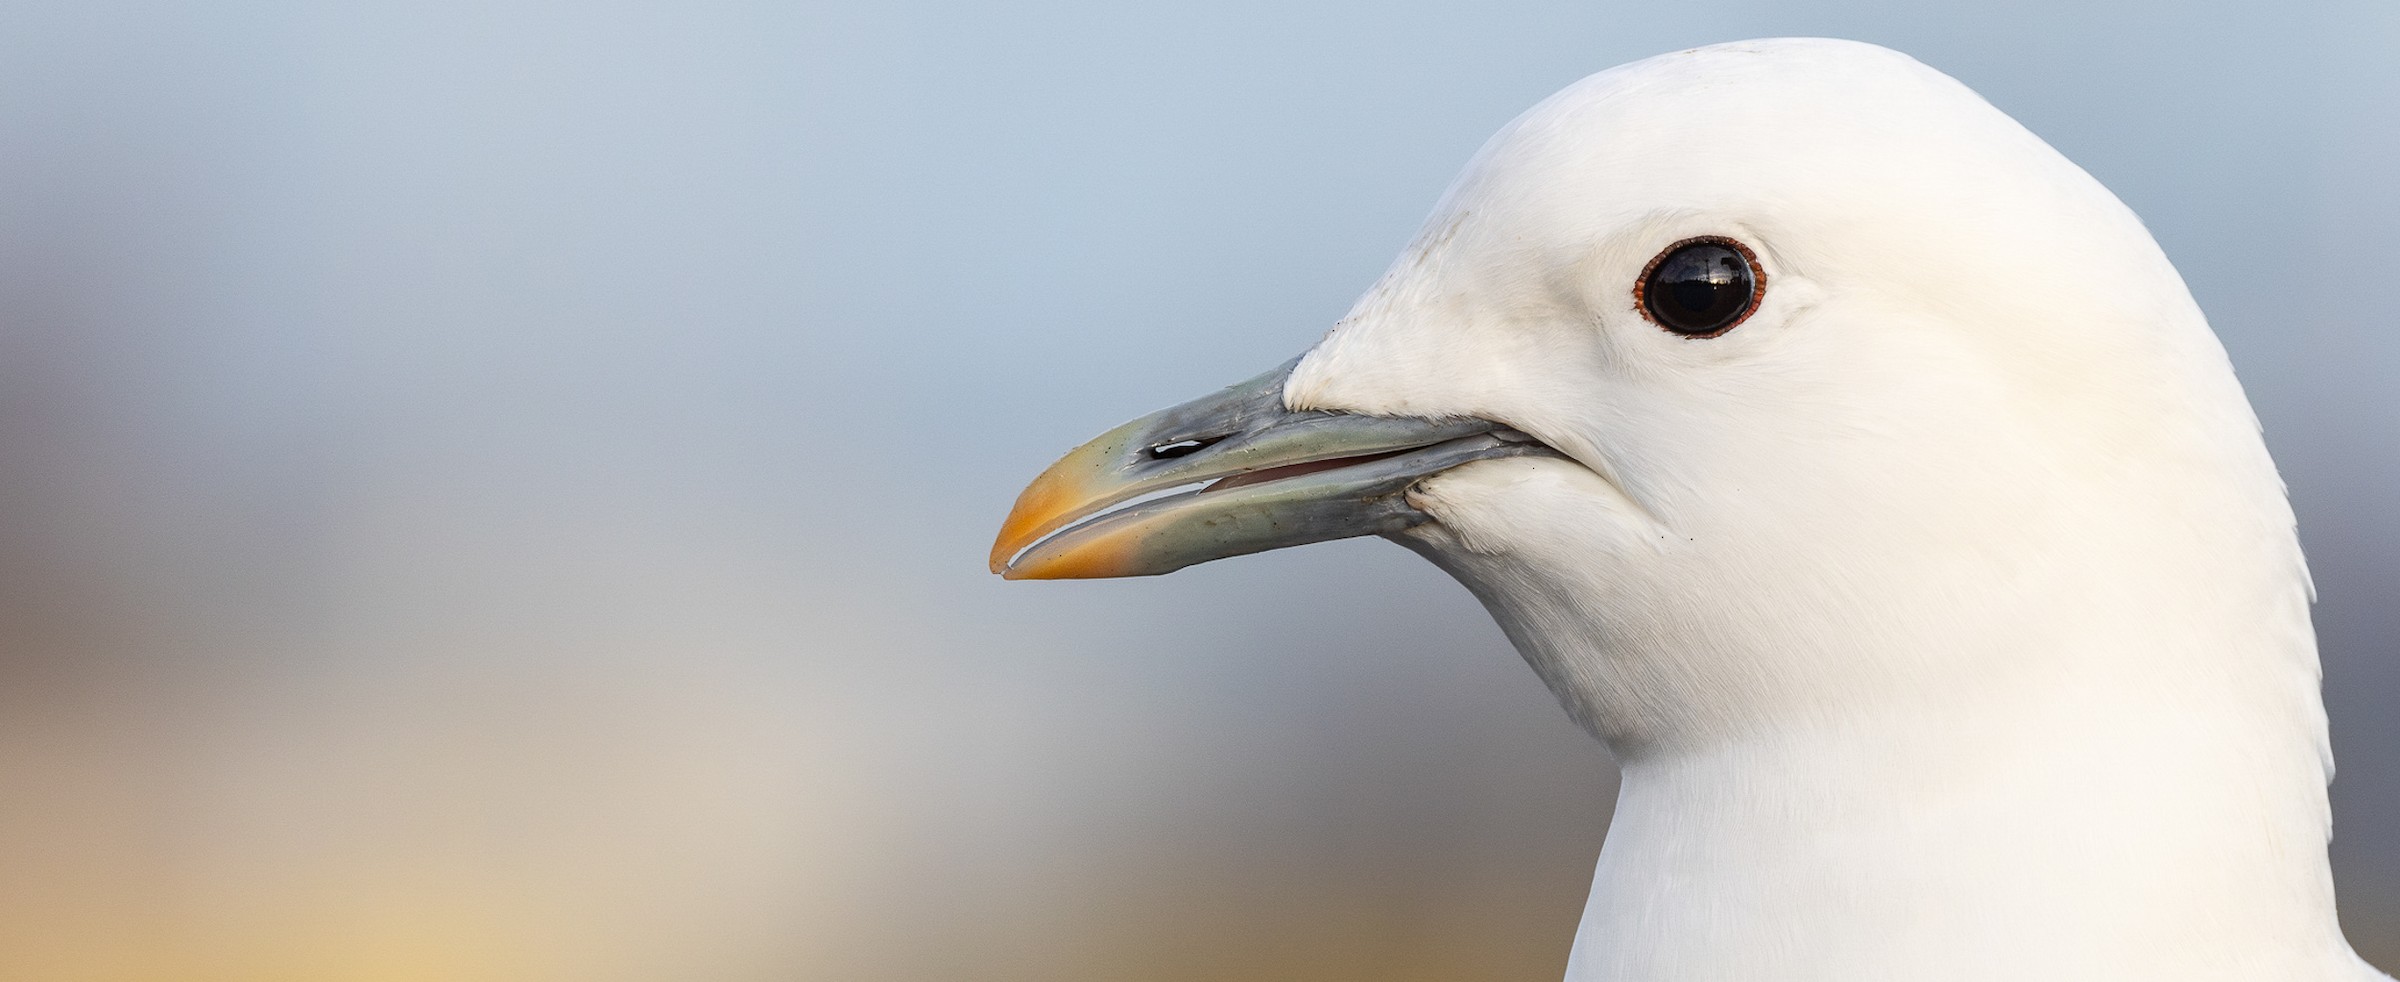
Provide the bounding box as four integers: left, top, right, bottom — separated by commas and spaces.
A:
1644, 242, 1754, 336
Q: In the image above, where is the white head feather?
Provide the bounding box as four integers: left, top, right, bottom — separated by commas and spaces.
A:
1286, 38, 2380, 981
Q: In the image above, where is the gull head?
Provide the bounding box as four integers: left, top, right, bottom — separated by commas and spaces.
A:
987, 38, 2379, 979
991, 38, 2306, 759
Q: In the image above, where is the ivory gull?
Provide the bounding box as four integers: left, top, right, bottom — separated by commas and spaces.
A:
991, 37, 2390, 982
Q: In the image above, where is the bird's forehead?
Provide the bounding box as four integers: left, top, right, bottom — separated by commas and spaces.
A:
1290, 38, 2156, 421
1446, 39, 2020, 242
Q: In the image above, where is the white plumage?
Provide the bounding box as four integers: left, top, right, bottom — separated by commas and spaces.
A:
1000, 37, 2389, 981
1298, 39, 2381, 981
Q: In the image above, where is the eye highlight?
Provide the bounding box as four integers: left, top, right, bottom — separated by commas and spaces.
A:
1635, 236, 1764, 337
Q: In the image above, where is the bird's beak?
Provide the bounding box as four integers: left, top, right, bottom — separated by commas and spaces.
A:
990, 358, 1555, 579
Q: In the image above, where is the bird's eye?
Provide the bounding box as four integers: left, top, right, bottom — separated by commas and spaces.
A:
1636, 237, 1764, 337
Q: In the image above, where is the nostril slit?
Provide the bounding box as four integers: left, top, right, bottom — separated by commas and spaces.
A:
1145, 436, 1222, 461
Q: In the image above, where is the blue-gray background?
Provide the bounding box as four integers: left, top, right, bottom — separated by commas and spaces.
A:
0, 2, 2390, 979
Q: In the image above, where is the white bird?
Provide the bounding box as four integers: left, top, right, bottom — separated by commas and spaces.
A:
991, 38, 2390, 981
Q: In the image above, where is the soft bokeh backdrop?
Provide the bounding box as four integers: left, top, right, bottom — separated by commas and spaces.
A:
0, 1, 2392, 980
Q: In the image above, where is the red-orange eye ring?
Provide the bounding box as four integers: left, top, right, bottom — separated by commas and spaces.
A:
1634, 236, 1765, 338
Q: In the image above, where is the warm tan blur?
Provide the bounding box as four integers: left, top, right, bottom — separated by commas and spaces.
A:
0, 2, 2393, 980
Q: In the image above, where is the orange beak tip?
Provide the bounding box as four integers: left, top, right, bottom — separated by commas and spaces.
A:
989, 455, 1107, 578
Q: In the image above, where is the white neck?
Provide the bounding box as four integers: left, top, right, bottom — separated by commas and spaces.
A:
1563, 668, 2364, 981
1395, 473, 2382, 981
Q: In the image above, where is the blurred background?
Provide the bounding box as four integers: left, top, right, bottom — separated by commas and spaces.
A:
0, 1, 2391, 979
